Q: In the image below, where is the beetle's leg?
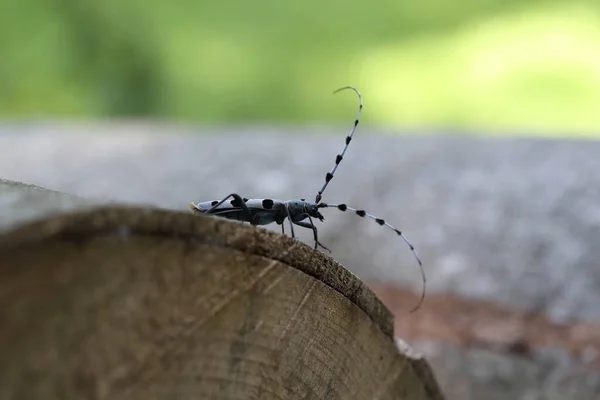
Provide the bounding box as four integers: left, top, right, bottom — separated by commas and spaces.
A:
205, 193, 253, 222
283, 205, 297, 240
293, 220, 331, 253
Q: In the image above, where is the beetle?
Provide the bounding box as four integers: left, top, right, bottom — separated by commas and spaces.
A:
190, 87, 425, 311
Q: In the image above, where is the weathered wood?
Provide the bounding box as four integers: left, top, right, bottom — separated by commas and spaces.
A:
0, 179, 446, 400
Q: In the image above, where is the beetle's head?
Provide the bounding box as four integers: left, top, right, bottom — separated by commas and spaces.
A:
303, 200, 325, 222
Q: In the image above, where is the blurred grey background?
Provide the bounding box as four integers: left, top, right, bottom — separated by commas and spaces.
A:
1, 125, 599, 324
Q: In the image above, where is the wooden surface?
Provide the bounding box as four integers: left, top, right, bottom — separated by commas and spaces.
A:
0, 179, 446, 400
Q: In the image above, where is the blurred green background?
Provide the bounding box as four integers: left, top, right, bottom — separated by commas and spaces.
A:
2, 0, 600, 136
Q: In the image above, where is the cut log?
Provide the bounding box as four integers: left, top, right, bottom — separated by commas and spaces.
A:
0, 179, 446, 400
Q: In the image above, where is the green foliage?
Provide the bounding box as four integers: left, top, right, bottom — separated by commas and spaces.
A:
1, 0, 600, 135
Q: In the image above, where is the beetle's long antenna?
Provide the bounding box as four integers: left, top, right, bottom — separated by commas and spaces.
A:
315, 86, 363, 204
317, 202, 425, 312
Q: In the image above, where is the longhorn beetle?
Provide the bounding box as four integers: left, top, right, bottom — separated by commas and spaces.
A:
190, 87, 425, 312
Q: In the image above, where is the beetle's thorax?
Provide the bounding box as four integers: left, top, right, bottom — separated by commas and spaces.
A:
285, 199, 324, 222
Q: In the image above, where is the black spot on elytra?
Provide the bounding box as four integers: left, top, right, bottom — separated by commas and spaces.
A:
325, 172, 333, 182
262, 199, 274, 209
356, 210, 366, 217
230, 198, 242, 207
243, 198, 249, 202
211, 200, 219, 206
337, 204, 347, 211
335, 154, 343, 164
376, 218, 385, 225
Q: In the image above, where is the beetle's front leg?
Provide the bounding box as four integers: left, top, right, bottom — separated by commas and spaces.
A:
293, 220, 331, 253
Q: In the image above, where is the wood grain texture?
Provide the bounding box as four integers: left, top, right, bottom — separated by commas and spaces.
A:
0, 179, 446, 400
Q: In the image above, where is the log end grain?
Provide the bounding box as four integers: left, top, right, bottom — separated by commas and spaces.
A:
0, 179, 446, 400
